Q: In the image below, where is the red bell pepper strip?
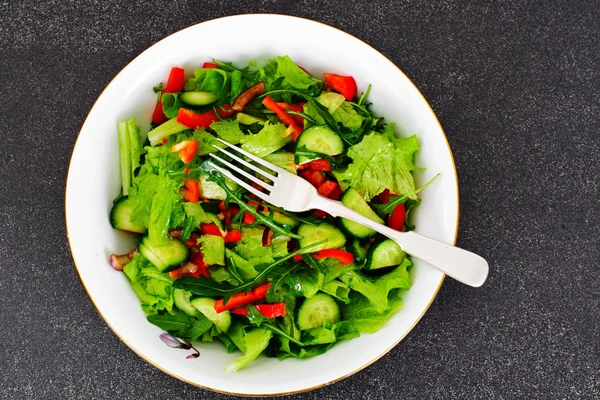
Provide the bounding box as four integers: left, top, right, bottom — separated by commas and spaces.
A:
200, 223, 223, 237
171, 140, 198, 164
293, 254, 304, 261
224, 229, 242, 243
152, 100, 168, 125
230, 307, 248, 316
378, 189, 391, 204
317, 180, 340, 198
285, 122, 303, 141
151, 67, 185, 125
262, 96, 295, 126
176, 105, 235, 129
299, 169, 327, 188
328, 185, 343, 201
388, 203, 406, 231
214, 283, 272, 313
255, 303, 286, 318
323, 73, 357, 101
165, 67, 185, 94
276, 102, 305, 126
179, 178, 200, 203
313, 249, 354, 265
243, 200, 258, 225
313, 210, 328, 218
189, 250, 209, 278
203, 62, 218, 69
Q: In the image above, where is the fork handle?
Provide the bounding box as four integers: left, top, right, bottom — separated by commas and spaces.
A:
313, 196, 489, 287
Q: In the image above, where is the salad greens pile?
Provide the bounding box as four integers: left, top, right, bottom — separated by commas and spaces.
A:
109, 55, 437, 372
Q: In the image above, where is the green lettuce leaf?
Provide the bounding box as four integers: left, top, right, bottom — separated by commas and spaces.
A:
161, 93, 183, 118
210, 119, 246, 144
224, 327, 273, 372
320, 280, 351, 304
233, 227, 290, 265
338, 258, 412, 313
339, 132, 418, 201
284, 265, 324, 299
225, 248, 260, 280
342, 289, 404, 334
240, 122, 291, 157
185, 68, 230, 103
198, 235, 225, 266
263, 152, 297, 173
123, 254, 176, 314
275, 55, 320, 91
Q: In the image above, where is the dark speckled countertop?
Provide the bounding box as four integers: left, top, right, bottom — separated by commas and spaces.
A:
1, 1, 598, 399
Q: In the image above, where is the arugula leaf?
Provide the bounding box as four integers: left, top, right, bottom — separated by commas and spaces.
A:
147, 311, 213, 341
372, 173, 440, 217
209, 119, 246, 144
339, 132, 418, 201
404, 198, 422, 231
213, 59, 258, 82
240, 121, 291, 157
301, 254, 326, 275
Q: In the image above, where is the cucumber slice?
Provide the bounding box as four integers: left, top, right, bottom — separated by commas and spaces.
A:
199, 175, 239, 200
297, 293, 340, 330
173, 289, 198, 317
191, 297, 231, 333
297, 222, 346, 253
236, 112, 266, 125
110, 197, 147, 234
339, 188, 384, 238
179, 91, 219, 106
295, 125, 344, 164
138, 236, 189, 272
364, 239, 406, 270
348, 238, 369, 265
261, 210, 300, 227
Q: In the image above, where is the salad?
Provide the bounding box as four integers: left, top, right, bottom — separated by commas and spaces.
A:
109, 56, 437, 372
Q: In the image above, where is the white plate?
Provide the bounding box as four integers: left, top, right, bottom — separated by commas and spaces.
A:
65, 14, 459, 396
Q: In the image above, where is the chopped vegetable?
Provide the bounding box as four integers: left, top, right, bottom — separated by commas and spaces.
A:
323, 73, 357, 101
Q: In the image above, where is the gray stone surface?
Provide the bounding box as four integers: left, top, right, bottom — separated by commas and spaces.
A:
1, 0, 599, 399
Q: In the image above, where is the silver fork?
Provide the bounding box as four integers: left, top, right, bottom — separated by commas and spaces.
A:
208, 138, 489, 287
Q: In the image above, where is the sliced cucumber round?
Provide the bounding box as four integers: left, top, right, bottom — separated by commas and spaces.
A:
297, 222, 346, 253
173, 289, 198, 317
364, 239, 406, 270
261, 210, 300, 227
237, 112, 266, 125
179, 91, 219, 106
339, 188, 384, 238
110, 197, 147, 234
138, 236, 189, 272
191, 297, 231, 333
348, 238, 370, 266
297, 293, 340, 330
295, 125, 344, 164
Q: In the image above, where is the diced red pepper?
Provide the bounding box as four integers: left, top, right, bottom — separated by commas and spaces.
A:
179, 178, 199, 203
171, 140, 198, 164
251, 182, 265, 192
262, 96, 295, 126
214, 283, 271, 313
323, 73, 357, 101
183, 167, 191, 175
307, 159, 331, 171
200, 223, 223, 237
313, 249, 354, 264
317, 180, 340, 198
203, 62, 218, 69
176, 105, 235, 130
224, 229, 242, 243
152, 99, 168, 125
388, 203, 406, 231
189, 251, 209, 277
299, 169, 327, 188
231, 307, 248, 316
255, 303, 286, 318
378, 189, 391, 204
313, 210, 328, 218
165, 67, 185, 93
243, 200, 258, 225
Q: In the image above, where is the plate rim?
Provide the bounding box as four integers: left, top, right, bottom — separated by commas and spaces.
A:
64, 13, 459, 397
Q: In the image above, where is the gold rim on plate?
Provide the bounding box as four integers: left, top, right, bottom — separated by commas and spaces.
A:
65, 13, 460, 397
